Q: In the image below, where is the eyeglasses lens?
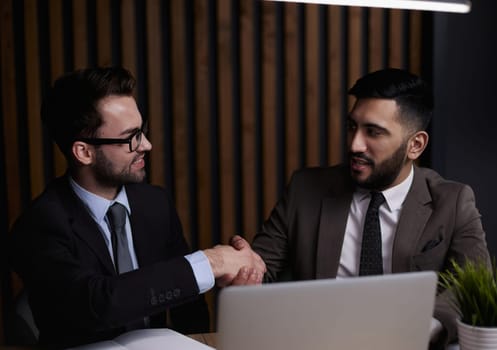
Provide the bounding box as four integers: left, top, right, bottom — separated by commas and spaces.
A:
131, 132, 142, 152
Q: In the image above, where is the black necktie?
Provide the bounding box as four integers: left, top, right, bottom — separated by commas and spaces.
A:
107, 202, 133, 274
359, 191, 385, 276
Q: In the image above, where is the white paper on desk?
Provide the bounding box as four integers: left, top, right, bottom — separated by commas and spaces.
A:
66, 328, 215, 350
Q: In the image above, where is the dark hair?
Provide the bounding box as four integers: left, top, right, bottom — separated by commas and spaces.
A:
348, 68, 433, 132
41, 67, 136, 160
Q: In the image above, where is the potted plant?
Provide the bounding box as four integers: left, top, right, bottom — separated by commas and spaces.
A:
439, 259, 497, 350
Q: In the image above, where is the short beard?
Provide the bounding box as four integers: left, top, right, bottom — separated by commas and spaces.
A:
350, 140, 408, 191
93, 148, 146, 188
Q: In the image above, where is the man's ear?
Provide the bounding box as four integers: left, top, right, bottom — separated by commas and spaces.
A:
71, 141, 94, 165
407, 131, 429, 161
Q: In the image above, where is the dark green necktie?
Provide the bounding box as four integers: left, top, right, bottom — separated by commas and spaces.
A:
359, 191, 385, 276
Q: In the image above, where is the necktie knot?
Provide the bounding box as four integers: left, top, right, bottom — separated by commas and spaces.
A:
107, 202, 127, 232
369, 191, 385, 211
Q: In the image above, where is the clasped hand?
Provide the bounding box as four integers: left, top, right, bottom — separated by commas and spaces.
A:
203, 235, 266, 287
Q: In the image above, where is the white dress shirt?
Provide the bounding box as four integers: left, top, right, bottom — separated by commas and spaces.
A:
338, 166, 414, 277
336, 167, 442, 339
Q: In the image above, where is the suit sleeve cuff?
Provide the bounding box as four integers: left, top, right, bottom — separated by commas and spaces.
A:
184, 251, 215, 294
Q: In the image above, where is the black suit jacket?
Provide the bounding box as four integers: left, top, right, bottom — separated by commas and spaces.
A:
252, 165, 491, 347
8, 176, 209, 348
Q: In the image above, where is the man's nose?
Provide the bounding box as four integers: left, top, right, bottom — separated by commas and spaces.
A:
348, 130, 367, 153
139, 134, 153, 151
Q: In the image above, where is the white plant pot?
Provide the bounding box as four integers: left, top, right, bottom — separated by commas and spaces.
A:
457, 319, 497, 350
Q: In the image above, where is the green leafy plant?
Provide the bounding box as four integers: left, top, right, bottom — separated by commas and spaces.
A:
439, 259, 497, 327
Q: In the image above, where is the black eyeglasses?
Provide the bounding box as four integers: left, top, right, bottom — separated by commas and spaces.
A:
77, 123, 148, 152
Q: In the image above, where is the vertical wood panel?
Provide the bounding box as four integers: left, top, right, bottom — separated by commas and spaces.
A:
170, 0, 190, 244
206, 0, 221, 245
261, 2, 278, 218
218, 0, 236, 243
369, 8, 383, 71
409, 11, 422, 74
48, 0, 64, 78
194, 0, 215, 326
1, 0, 18, 341
239, 0, 257, 241
317, 6, 328, 166
96, 0, 112, 66
304, 4, 319, 167
328, 6, 343, 165
73, 0, 88, 69
193, 0, 213, 248
1, 0, 21, 247
389, 9, 403, 67
274, 4, 285, 191
183, 0, 198, 248
284, 3, 299, 180
231, 0, 243, 235
253, 1, 264, 236
48, 0, 67, 177
121, 0, 136, 77
146, 0, 165, 187
348, 7, 362, 89
24, 1, 44, 197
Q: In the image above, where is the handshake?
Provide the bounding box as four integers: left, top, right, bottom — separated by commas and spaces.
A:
203, 235, 266, 287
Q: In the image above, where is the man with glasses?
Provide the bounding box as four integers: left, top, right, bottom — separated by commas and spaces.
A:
8, 67, 265, 348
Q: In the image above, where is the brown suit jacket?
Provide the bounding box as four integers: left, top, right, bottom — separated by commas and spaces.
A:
252, 164, 490, 347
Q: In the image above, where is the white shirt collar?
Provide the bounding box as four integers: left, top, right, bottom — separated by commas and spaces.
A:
69, 177, 131, 223
354, 165, 414, 212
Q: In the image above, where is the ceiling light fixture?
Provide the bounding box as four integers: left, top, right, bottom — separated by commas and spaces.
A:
267, 0, 471, 13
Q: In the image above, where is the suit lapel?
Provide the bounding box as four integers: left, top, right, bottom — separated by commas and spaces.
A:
57, 177, 117, 275
391, 167, 432, 273
316, 184, 353, 279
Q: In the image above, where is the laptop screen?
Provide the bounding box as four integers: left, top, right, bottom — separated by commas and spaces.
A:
216, 271, 437, 350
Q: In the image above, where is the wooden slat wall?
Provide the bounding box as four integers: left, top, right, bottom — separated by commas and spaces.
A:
0, 0, 430, 342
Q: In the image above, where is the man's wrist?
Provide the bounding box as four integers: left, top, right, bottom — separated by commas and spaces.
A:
184, 251, 215, 293
203, 247, 224, 278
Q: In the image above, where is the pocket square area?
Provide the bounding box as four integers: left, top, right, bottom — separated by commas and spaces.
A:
421, 237, 443, 252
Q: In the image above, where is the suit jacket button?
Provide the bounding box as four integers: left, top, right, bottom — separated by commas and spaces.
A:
159, 293, 165, 303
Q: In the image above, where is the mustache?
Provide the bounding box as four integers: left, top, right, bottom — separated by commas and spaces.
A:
349, 152, 374, 165
133, 153, 145, 163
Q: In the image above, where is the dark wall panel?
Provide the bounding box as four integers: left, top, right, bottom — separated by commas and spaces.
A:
0, 0, 427, 341
433, 3, 497, 259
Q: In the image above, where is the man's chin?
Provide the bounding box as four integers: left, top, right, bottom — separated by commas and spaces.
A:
132, 172, 146, 183
350, 171, 369, 185
123, 170, 147, 184
350, 173, 376, 189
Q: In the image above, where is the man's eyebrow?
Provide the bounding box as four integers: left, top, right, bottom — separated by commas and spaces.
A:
346, 116, 390, 134
363, 123, 390, 133
118, 126, 141, 137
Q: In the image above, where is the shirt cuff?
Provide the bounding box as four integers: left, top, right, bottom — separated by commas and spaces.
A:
184, 251, 215, 294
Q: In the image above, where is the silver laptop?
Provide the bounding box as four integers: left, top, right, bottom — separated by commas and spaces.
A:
216, 271, 437, 350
